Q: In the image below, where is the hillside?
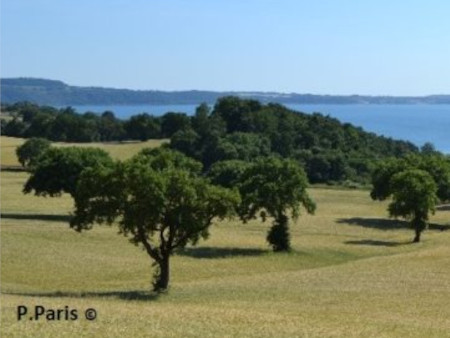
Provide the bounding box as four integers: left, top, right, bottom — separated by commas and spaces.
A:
2, 78, 450, 105
2, 165, 449, 337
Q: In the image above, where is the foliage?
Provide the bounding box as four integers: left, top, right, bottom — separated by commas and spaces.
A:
420, 142, 438, 154
170, 128, 201, 159
15, 137, 51, 169
70, 148, 240, 291
170, 97, 419, 183
3, 97, 425, 185
388, 169, 438, 242
124, 113, 161, 141
1, 103, 186, 143
207, 160, 251, 188
238, 157, 316, 251
23, 147, 114, 198
2, 117, 26, 137
370, 153, 449, 242
370, 157, 408, 201
98, 111, 126, 141
161, 112, 191, 137
371, 153, 450, 202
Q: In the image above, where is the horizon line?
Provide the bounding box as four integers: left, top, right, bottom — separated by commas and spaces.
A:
2, 77, 450, 97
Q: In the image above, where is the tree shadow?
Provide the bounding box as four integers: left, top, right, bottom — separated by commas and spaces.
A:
1, 213, 72, 223
4, 290, 159, 301
337, 217, 449, 232
430, 223, 450, 231
337, 217, 409, 230
436, 204, 450, 211
344, 239, 408, 247
176, 246, 267, 259
0, 165, 26, 172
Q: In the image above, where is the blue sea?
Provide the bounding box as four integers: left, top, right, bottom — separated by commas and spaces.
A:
71, 104, 450, 154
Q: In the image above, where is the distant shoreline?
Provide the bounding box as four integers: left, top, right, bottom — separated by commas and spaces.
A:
2, 78, 450, 106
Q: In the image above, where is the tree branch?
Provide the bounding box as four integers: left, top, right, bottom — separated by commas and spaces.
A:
170, 217, 213, 250
137, 225, 161, 262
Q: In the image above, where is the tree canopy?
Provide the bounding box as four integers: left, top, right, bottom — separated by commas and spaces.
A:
370, 153, 449, 242
170, 97, 419, 184
388, 169, 438, 242
237, 157, 316, 251
23, 147, 114, 198
16, 137, 51, 169
70, 148, 240, 291
2, 97, 424, 185
371, 153, 450, 203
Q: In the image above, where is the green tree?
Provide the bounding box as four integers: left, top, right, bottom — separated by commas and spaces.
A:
212, 96, 262, 133
170, 128, 200, 159
3, 118, 26, 137
124, 113, 161, 141
191, 103, 211, 132
238, 157, 316, 251
24, 112, 55, 139
388, 169, 438, 243
16, 137, 51, 169
420, 142, 437, 154
371, 157, 409, 201
49, 112, 99, 142
371, 154, 450, 202
23, 147, 113, 198
98, 111, 125, 141
208, 160, 250, 188
161, 112, 191, 137
70, 148, 240, 291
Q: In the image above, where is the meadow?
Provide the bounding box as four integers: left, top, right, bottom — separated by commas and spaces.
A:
1, 136, 449, 337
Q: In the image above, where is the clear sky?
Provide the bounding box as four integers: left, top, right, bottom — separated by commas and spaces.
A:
1, 0, 450, 95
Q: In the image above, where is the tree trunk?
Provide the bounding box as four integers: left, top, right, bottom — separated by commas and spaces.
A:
412, 216, 425, 243
153, 255, 170, 291
267, 214, 290, 252
413, 228, 421, 243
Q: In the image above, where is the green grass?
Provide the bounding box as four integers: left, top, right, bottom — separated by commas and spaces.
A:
1, 140, 450, 337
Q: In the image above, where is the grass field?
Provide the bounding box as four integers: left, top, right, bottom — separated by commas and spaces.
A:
1, 137, 450, 337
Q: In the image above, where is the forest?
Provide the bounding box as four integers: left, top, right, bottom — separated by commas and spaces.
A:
1, 97, 424, 185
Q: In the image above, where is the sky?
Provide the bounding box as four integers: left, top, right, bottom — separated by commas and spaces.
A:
1, 0, 450, 95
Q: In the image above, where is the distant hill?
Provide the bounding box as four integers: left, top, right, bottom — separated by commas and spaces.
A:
2, 77, 450, 105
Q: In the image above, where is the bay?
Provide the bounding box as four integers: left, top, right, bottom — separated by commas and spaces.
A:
71, 103, 450, 154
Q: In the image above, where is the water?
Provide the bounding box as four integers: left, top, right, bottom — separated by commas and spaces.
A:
288, 104, 450, 154
73, 104, 198, 117
71, 103, 450, 154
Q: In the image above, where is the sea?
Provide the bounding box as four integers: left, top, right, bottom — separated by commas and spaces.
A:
70, 103, 450, 154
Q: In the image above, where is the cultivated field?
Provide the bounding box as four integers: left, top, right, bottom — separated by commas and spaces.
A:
1, 137, 449, 337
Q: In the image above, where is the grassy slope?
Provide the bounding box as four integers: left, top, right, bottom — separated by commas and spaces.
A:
1, 138, 450, 337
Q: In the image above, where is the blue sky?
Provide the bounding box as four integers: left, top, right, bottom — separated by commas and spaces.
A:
1, 0, 450, 95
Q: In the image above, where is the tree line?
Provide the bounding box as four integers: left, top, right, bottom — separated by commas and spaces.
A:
1, 101, 190, 142
2, 97, 425, 186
